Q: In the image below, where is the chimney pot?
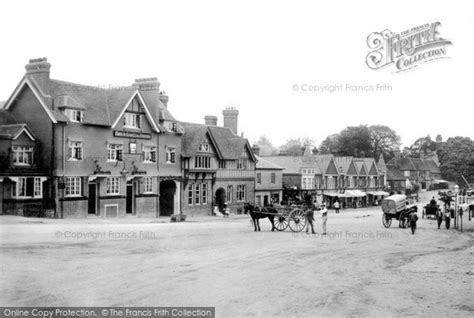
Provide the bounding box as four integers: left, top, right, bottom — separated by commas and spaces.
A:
204, 115, 218, 126
252, 144, 260, 156
25, 57, 51, 95
133, 77, 160, 91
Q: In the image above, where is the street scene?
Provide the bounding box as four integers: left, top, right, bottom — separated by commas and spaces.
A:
1, 1, 473, 317
0, 192, 473, 317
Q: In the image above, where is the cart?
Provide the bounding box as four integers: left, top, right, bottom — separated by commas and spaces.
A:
256, 204, 308, 232
381, 194, 418, 228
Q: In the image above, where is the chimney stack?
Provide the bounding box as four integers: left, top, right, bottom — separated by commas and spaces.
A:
159, 91, 169, 108
251, 144, 260, 156
394, 149, 401, 168
133, 77, 160, 91
25, 58, 51, 95
222, 107, 239, 135
204, 115, 218, 126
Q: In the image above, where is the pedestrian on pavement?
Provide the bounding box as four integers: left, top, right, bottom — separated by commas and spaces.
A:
436, 207, 443, 229
334, 200, 340, 214
320, 203, 328, 235
409, 211, 418, 235
304, 195, 316, 234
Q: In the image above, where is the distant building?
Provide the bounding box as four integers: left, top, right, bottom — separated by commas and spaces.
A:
253, 148, 283, 206
387, 150, 441, 189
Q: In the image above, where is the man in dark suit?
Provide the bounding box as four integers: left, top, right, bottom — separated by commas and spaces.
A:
409, 212, 419, 235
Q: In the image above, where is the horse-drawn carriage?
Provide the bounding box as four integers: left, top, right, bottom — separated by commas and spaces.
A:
422, 203, 440, 219
381, 194, 418, 228
244, 203, 307, 232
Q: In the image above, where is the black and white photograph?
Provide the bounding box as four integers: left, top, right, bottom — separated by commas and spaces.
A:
0, 1, 473, 317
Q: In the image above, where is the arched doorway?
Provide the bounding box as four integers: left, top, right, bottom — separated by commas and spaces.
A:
215, 187, 226, 211
160, 180, 176, 216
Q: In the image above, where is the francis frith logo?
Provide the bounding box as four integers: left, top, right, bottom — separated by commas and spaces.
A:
366, 22, 452, 72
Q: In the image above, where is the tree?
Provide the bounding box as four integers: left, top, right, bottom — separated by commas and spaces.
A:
254, 135, 278, 156
319, 134, 340, 154
369, 125, 401, 160
437, 136, 474, 185
337, 125, 373, 157
279, 137, 315, 156
405, 135, 437, 158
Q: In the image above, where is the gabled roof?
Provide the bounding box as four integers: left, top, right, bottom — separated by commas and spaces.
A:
0, 124, 36, 141
424, 159, 441, 174
4, 76, 165, 131
313, 154, 336, 175
180, 122, 219, 158
256, 155, 284, 170
180, 122, 256, 162
4, 77, 60, 123
333, 156, 357, 175
0, 101, 6, 109
353, 160, 368, 176
386, 165, 405, 181
262, 156, 322, 175
387, 157, 417, 170
387, 156, 440, 173
361, 158, 379, 176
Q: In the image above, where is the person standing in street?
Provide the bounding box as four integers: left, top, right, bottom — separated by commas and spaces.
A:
436, 207, 443, 229
304, 195, 316, 234
320, 203, 328, 235
409, 211, 418, 235
334, 200, 340, 214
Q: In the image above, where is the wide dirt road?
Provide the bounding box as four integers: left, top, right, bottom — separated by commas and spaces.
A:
0, 205, 473, 317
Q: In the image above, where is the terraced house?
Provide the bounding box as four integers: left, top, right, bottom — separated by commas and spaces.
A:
0, 58, 183, 218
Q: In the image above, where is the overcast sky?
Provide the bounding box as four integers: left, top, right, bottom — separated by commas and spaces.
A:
0, 0, 472, 148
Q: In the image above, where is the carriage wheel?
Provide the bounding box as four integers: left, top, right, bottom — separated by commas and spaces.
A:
274, 215, 289, 231
382, 214, 392, 228
288, 208, 306, 232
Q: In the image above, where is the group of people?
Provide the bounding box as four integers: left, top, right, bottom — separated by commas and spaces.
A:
303, 195, 328, 235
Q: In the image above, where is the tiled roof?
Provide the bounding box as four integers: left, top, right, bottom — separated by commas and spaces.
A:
256, 155, 284, 170
0, 110, 18, 125
262, 156, 323, 175
361, 158, 378, 176
180, 122, 211, 157
333, 156, 354, 174
0, 124, 34, 140
180, 122, 255, 161
386, 165, 405, 181
387, 156, 440, 173
353, 160, 367, 175
314, 154, 335, 174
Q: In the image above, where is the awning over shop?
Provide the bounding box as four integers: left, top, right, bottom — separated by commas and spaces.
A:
345, 190, 367, 197
367, 191, 390, 196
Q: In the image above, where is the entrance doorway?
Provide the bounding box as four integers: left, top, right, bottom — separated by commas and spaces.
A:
126, 180, 134, 214
159, 180, 176, 216
215, 187, 226, 211
88, 183, 97, 214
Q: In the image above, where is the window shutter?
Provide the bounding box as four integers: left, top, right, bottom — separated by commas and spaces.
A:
67, 145, 72, 159
117, 149, 123, 161
26, 178, 34, 197
138, 115, 142, 129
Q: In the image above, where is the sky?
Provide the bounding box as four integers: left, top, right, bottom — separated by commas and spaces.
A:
0, 0, 472, 149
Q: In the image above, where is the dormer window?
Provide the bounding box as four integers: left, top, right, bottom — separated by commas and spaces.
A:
124, 113, 142, 129
166, 121, 178, 132
13, 146, 34, 166
199, 143, 210, 152
65, 109, 83, 122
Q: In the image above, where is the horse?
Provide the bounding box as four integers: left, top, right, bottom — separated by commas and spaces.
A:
243, 203, 276, 232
